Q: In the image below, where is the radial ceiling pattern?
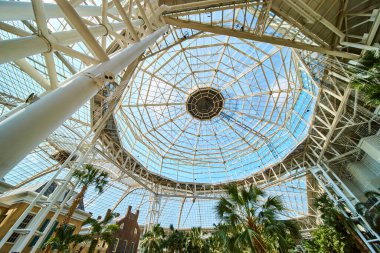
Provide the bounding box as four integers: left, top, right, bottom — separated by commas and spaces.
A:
2, 0, 378, 233
116, 31, 318, 183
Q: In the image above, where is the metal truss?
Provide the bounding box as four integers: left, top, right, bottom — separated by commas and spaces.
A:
159, 0, 380, 55
312, 164, 380, 252
0, 0, 379, 244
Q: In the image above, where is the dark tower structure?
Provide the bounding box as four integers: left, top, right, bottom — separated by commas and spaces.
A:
107, 206, 140, 253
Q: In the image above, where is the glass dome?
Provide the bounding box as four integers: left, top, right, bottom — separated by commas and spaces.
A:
115, 32, 318, 183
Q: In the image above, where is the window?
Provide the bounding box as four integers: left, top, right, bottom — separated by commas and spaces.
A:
130, 242, 135, 253
43, 221, 59, 245
112, 238, 119, 252
123, 240, 128, 253
29, 218, 50, 247
120, 223, 124, 229
7, 214, 35, 243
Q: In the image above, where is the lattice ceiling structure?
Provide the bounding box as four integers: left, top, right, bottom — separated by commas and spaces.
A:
0, 0, 380, 233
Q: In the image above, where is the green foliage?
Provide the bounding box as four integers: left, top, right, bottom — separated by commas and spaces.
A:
42, 225, 87, 253
303, 225, 345, 253
140, 225, 213, 253
164, 227, 187, 253
349, 50, 380, 106
355, 189, 380, 234
82, 211, 120, 253
140, 224, 165, 253
185, 227, 206, 252
141, 185, 302, 253
214, 184, 301, 253
313, 193, 342, 228
304, 194, 363, 253
73, 164, 109, 194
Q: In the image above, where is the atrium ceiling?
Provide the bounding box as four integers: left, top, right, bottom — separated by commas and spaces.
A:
0, 0, 379, 229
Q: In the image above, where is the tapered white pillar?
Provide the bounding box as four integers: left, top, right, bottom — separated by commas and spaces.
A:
0, 26, 168, 177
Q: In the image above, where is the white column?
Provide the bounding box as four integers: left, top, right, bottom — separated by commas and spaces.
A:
0, 26, 168, 178
0, 1, 117, 21
0, 21, 142, 64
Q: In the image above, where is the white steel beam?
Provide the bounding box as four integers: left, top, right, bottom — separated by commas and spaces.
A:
0, 26, 168, 177
0, 1, 112, 21
165, 0, 253, 13
55, 0, 109, 62
14, 59, 51, 91
0, 21, 143, 64
112, 0, 140, 41
32, 0, 59, 89
164, 17, 359, 60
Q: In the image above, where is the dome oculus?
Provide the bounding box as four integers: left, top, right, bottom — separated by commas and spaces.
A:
186, 88, 224, 120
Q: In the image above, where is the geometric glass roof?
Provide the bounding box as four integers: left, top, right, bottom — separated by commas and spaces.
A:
116, 33, 319, 183
3, 0, 378, 235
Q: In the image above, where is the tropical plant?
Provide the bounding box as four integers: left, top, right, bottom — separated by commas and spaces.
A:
303, 225, 346, 253
185, 227, 206, 252
162, 224, 187, 253
355, 189, 380, 234
83, 210, 120, 253
201, 223, 236, 253
140, 224, 165, 253
44, 164, 109, 253
62, 164, 109, 227
349, 50, 380, 106
304, 194, 366, 253
215, 184, 301, 253
42, 225, 87, 253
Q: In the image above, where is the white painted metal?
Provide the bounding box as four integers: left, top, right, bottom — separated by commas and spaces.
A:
0, 26, 168, 177
0, 0, 379, 244
0, 1, 115, 21
55, 0, 109, 62
312, 164, 380, 252
358, 135, 380, 163
0, 21, 143, 64
14, 59, 51, 90
145, 193, 161, 232
32, 0, 59, 89
347, 161, 380, 193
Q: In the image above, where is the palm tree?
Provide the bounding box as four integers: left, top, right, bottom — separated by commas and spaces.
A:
215, 184, 300, 253
83, 210, 120, 253
205, 232, 223, 253
162, 224, 187, 253
43, 225, 87, 253
207, 224, 232, 253
44, 165, 109, 253
140, 224, 165, 253
62, 164, 109, 227
349, 50, 380, 106
185, 227, 205, 252
355, 190, 380, 234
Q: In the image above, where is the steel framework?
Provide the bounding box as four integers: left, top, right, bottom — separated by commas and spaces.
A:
0, 0, 379, 252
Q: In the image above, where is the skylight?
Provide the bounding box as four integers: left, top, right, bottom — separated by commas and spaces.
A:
116, 31, 319, 183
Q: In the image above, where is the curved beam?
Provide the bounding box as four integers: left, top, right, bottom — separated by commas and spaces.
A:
110, 187, 142, 212
177, 197, 186, 229
15, 165, 59, 188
